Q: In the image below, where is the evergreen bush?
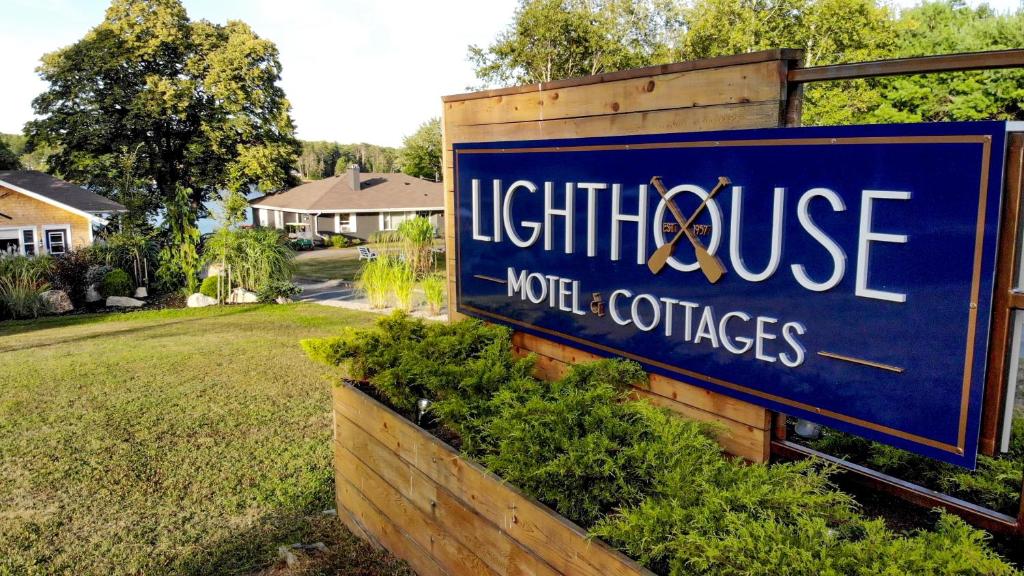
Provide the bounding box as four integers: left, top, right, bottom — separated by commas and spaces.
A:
99, 268, 133, 298
199, 275, 221, 301
304, 314, 1020, 575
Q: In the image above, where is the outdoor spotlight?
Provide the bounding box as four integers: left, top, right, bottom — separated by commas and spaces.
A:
416, 398, 432, 426
794, 418, 822, 440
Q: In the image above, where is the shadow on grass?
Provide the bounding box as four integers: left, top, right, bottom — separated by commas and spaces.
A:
0, 305, 269, 352
176, 484, 410, 576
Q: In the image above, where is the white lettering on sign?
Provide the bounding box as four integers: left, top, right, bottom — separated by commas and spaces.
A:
509, 266, 807, 367
856, 190, 911, 303
472, 179, 910, 303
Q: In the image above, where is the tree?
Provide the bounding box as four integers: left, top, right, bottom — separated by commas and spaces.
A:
296, 141, 342, 180
0, 138, 20, 170
469, 0, 680, 86
27, 0, 300, 221
399, 118, 441, 181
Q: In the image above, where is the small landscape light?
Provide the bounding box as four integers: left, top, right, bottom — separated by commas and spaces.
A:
416, 398, 432, 426
794, 418, 822, 440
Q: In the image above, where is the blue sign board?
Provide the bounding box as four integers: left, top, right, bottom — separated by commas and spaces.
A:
453, 122, 1008, 468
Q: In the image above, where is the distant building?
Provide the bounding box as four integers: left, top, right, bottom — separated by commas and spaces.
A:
0, 170, 126, 256
249, 165, 443, 241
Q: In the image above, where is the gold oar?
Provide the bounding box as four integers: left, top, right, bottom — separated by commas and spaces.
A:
647, 176, 730, 282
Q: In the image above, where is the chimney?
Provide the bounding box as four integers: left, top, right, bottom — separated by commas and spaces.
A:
348, 164, 360, 191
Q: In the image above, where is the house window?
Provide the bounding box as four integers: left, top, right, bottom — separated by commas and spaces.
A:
274, 211, 284, 229
381, 211, 415, 231
22, 229, 35, 256
258, 209, 268, 227
336, 213, 356, 233
46, 229, 68, 255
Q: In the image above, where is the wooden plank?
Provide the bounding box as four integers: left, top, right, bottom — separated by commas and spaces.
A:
446, 101, 781, 145
334, 461, 449, 576
631, 389, 769, 462
512, 332, 769, 429
446, 62, 781, 127
442, 49, 800, 103
334, 441, 499, 576
332, 385, 654, 576
335, 416, 561, 576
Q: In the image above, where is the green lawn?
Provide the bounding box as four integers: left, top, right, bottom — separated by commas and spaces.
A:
0, 304, 412, 576
293, 252, 364, 282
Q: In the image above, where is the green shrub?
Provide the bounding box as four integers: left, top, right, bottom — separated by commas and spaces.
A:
199, 275, 222, 301
330, 235, 349, 248
99, 268, 133, 298
305, 315, 1020, 576
257, 280, 302, 303
420, 273, 445, 315
809, 420, 1023, 516
48, 248, 97, 304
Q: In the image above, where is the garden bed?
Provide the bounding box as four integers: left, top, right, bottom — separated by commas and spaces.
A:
311, 315, 1021, 575
331, 381, 652, 576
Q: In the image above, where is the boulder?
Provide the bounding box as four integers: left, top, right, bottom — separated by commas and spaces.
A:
106, 296, 145, 308
187, 293, 218, 308
134, 286, 148, 298
85, 285, 103, 303
41, 290, 73, 314
228, 287, 259, 304
275, 296, 293, 304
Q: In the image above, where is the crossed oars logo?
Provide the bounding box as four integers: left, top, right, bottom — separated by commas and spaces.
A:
647, 176, 730, 283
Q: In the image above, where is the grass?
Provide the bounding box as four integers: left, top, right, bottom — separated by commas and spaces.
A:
0, 304, 413, 576
292, 253, 363, 282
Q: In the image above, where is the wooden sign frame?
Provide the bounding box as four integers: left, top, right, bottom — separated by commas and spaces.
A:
441, 48, 1024, 535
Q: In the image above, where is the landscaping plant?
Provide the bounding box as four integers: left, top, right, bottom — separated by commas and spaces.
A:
199, 275, 223, 302
396, 216, 436, 277
47, 248, 96, 304
420, 273, 445, 315
257, 280, 302, 303
357, 258, 396, 309
203, 227, 295, 294
807, 415, 1024, 516
330, 234, 349, 248
0, 258, 50, 319
99, 269, 133, 298
391, 261, 416, 311
304, 314, 1021, 576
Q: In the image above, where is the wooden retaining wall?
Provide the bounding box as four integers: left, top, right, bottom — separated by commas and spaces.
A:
441, 50, 802, 462
332, 383, 655, 576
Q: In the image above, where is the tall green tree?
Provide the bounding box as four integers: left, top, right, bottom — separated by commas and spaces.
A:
469, 0, 680, 86
296, 141, 342, 180
0, 138, 20, 170
399, 118, 441, 181
27, 0, 300, 219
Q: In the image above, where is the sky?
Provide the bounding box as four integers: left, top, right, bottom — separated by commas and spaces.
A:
0, 0, 1020, 147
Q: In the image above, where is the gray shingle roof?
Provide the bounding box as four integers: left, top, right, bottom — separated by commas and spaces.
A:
250, 172, 442, 212
0, 170, 126, 213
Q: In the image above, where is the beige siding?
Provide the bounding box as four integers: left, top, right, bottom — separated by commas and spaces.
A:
0, 184, 93, 253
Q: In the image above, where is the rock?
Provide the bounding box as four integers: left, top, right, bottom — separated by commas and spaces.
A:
227, 287, 259, 304
134, 286, 148, 298
275, 296, 293, 304
85, 285, 102, 303
187, 293, 218, 308
106, 296, 145, 308
41, 290, 73, 314
277, 546, 298, 567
